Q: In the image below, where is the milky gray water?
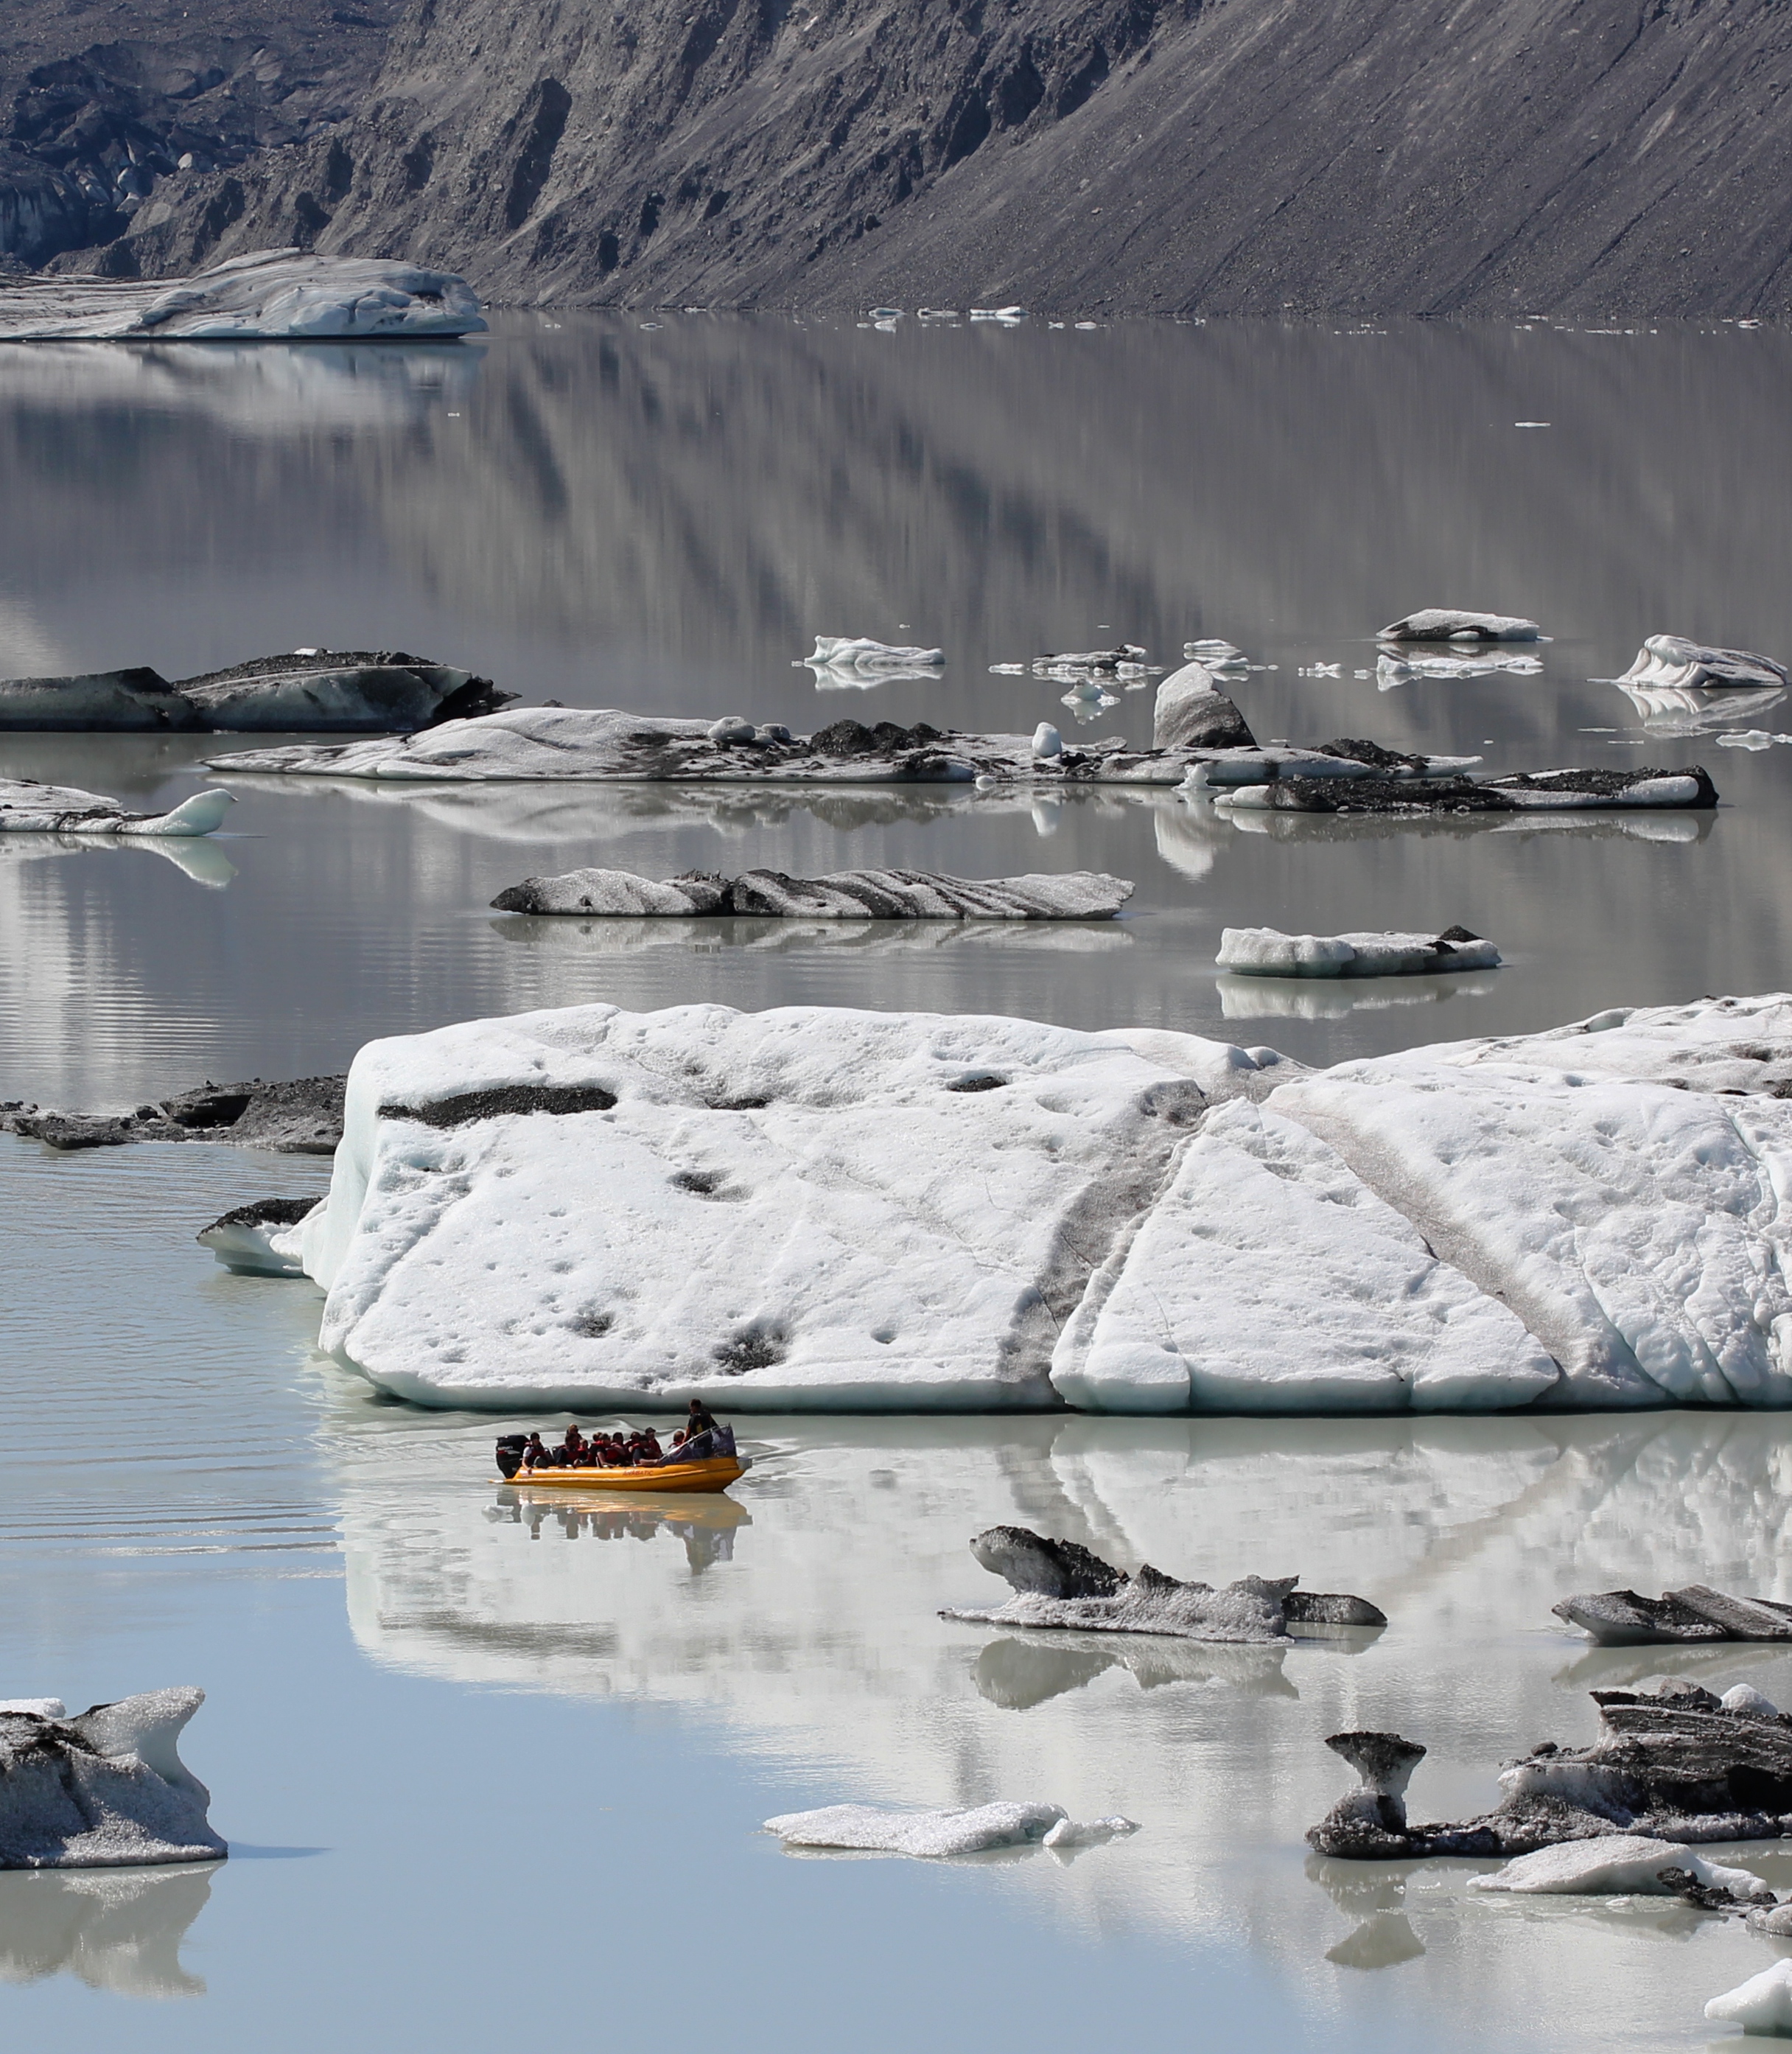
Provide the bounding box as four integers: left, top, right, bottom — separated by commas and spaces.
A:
4, 315, 1792, 2050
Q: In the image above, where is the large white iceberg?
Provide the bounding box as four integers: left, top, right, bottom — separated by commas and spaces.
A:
801, 637, 945, 687
0, 251, 486, 342
1378, 609, 1542, 642
0, 1691, 224, 1868
245, 992, 1792, 1414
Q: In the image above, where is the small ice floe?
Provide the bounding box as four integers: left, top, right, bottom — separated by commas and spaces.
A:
1184, 640, 1249, 671
941, 1526, 1385, 1643
1470, 1837, 1774, 1901
1553, 1585, 1792, 1645
0, 780, 230, 837
1707, 1960, 1792, 2034
1031, 722, 1063, 761
0, 251, 486, 341
1715, 730, 1792, 750
968, 307, 1029, 324
0, 1689, 225, 1868
1186, 739, 1480, 789
489, 866, 1135, 920
1299, 663, 1343, 679
801, 637, 945, 687
868, 307, 903, 319
764, 1800, 1069, 1856
1376, 652, 1544, 689
1032, 644, 1148, 677
1378, 609, 1543, 642
1614, 635, 1788, 694
197, 1197, 321, 1276
987, 662, 1028, 674
1216, 926, 1500, 979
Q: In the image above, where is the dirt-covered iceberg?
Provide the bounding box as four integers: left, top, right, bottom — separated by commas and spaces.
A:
491, 867, 1133, 919
0, 251, 486, 341
0, 1691, 225, 1869
0, 650, 508, 733
221, 990, 1792, 1414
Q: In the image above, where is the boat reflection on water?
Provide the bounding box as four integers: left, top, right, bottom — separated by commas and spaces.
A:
0, 1862, 218, 1999
491, 1484, 751, 1570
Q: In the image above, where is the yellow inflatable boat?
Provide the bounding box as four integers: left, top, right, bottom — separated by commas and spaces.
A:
495, 1454, 748, 1495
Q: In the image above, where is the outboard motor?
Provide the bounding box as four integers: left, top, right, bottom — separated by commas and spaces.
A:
494, 1433, 528, 1480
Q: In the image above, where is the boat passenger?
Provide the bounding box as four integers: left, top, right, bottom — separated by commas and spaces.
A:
561, 1425, 587, 1463
523, 1431, 551, 1471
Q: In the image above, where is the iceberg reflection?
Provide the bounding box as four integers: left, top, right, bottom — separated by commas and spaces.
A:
0, 1862, 217, 1998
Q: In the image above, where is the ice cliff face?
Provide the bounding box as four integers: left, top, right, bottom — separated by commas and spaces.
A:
281, 990, 1792, 1413
94, 0, 1792, 316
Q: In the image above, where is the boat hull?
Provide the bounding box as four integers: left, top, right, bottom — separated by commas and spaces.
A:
495, 1456, 746, 1494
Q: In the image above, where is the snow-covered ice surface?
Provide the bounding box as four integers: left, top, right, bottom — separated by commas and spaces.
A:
281, 991, 1792, 1414
490, 866, 1134, 919
1469, 1837, 1775, 1898
1707, 1959, 1792, 2033
0, 1689, 225, 1868
0, 781, 230, 836
0, 251, 487, 341
763, 1800, 1071, 1856
1215, 928, 1502, 978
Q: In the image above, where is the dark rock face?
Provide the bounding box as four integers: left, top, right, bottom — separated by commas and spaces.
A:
0, 0, 404, 267
4, 1075, 346, 1153
81, 0, 1792, 318
1309, 1681, 1792, 1860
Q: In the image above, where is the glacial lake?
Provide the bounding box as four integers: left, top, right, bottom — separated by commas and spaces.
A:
4, 313, 1792, 2050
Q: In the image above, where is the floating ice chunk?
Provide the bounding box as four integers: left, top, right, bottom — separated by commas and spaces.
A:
763, 1800, 1065, 1856
1716, 730, 1792, 750
1378, 609, 1542, 642
968, 307, 1029, 324
707, 716, 757, 744
1216, 927, 1500, 979
0, 780, 231, 837
1050, 1100, 1555, 1414
0, 1689, 225, 1868
988, 662, 1027, 674
0, 252, 486, 341
1724, 1684, 1783, 1717
491, 866, 1132, 920
1616, 635, 1788, 693
1184, 640, 1248, 670
197, 1197, 322, 1276
1042, 1815, 1140, 1849
1471, 1836, 1774, 1898
802, 637, 945, 686
1031, 723, 1063, 760
1707, 1959, 1792, 2034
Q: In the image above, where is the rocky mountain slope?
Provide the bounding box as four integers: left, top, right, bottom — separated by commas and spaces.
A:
22, 0, 1792, 312
0, 0, 402, 268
